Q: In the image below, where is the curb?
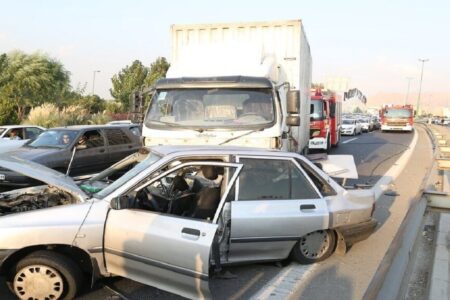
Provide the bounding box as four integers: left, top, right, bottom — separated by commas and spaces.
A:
429, 213, 450, 300
364, 124, 435, 299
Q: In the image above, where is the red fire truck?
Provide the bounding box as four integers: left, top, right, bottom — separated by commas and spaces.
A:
380, 104, 414, 132
309, 88, 342, 152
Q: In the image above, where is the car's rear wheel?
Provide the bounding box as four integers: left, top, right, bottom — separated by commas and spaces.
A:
291, 230, 336, 264
12, 250, 83, 300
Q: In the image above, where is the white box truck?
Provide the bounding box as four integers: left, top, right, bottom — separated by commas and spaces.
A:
142, 20, 312, 153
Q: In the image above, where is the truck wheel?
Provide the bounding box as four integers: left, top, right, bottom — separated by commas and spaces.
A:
326, 135, 331, 152
290, 230, 336, 264
12, 250, 83, 300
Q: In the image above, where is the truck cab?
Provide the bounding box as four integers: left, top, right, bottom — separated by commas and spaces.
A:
309, 89, 341, 152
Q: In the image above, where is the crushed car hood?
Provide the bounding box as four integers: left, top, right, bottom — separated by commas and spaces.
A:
0, 154, 88, 201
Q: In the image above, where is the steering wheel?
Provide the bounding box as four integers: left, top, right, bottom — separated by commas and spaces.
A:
138, 188, 162, 212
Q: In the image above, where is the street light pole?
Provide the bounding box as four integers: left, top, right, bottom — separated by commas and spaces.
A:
92, 70, 101, 95
405, 77, 413, 105
416, 59, 429, 115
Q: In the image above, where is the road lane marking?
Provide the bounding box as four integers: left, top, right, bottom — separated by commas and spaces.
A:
342, 137, 358, 144
252, 263, 318, 299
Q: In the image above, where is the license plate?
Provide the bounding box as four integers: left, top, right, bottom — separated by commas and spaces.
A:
0, 174, 5, 180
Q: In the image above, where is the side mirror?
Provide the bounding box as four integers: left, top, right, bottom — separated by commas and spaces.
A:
110, 195, 131, 210
287, 90, 300, 114
110, 197, 121, 210
286, 116, 300, 126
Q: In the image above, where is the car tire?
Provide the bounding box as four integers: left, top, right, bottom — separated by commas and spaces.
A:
352, 129, 356, 136
12, 250, 83, 300
290, 230, 336, 264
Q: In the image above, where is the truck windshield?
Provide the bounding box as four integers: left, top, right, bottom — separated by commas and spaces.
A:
145, 88, 275, 129
310, 101, 324, 121
384, 109, 412, 118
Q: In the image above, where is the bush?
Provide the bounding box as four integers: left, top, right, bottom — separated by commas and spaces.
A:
23, 103, 92, 127
22, 103, 61, 127
89, 112, 112, 124
61, 105, 90, 126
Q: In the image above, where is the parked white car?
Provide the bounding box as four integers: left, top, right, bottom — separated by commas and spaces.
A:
0, 125, 45, 140
359, 118, 373, 132
340, 119, 362, 135
0, 125, 46, 154
0, 146, 376, 299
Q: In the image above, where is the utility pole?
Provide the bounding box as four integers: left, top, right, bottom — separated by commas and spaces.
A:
416, 59, 429, 115
92, 70, 101, 95
405, 77, 413, 105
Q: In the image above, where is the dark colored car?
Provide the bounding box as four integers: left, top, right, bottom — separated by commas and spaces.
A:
0, 125, 141, 187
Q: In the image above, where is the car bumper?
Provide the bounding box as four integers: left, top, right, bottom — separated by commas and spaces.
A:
340, 129, 354, 135
335, 218, 377, 245
381, 124, 413, 131
309, 137, 327, 149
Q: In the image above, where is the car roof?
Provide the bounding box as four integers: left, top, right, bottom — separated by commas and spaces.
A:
50, 124, 134, 130
0, 125, 45, 129
149, 145, 300, 159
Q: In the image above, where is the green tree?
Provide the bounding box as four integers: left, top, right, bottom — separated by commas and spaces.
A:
110, 60, 148, 109
0, 98, 19, 125
145, 57, 170, 86
72, 95, 106, 114
0, 51, 70, 120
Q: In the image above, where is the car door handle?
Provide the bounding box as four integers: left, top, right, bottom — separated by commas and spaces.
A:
181, 228, 201, 240
182, 228, 200, 236
300, 204, 316, 211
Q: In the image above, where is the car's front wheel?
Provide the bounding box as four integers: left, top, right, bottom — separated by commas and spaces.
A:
12, 250, 83, 300
291, 230, 336, 264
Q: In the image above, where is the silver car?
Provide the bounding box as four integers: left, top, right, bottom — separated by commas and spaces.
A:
0, 146, 377, 299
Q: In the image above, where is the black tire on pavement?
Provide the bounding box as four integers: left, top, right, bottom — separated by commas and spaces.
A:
326, 135, 331, 153
290, 230, 336, 264
12, 250, 84, 300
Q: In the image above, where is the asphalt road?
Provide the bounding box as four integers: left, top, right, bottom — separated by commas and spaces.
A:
0, 129, 415, 300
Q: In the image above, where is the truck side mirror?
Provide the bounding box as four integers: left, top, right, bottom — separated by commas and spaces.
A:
287, 90, 300, 114
286, 116, 300, 126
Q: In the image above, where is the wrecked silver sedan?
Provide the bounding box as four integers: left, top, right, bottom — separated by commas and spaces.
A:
0, 146, 376, 300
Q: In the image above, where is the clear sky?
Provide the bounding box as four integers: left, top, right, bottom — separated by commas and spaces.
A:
1, 0, 448, 100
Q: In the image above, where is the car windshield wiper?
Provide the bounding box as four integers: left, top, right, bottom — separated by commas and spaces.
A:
149, 120, 206, 133
219, 127, 265, 145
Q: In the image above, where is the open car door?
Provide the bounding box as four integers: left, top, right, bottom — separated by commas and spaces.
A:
103, 161, 242, 300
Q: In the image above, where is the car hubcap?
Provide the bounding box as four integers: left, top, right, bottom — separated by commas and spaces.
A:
14, 265, 64, 300
299, 230, 330, 259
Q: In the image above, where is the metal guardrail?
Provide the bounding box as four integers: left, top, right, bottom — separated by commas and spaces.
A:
427, 125, 450, 208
